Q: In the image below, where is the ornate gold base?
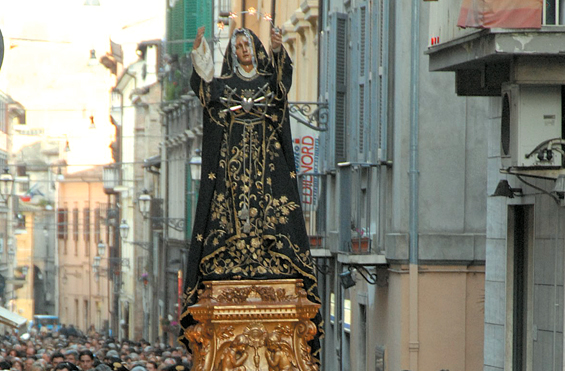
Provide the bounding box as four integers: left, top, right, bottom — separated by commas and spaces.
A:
184, 279, 320, 371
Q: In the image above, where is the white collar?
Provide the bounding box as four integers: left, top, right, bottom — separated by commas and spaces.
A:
236, 65, 257, 78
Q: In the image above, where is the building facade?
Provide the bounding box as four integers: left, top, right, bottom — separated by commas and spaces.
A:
158, 0, 487, 370
427, 0, 565, 369
57, 167, 110, 334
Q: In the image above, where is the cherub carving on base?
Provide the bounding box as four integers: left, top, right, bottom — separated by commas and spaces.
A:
265, 332, 299, 371
217, 334, 250, 371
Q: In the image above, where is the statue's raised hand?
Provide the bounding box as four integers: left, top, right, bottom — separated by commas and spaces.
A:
193, 26, 205, 50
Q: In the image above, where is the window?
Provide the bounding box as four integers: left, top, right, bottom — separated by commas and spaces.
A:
57, 208, 68, 240
84, 299, 89, 331
330, 292, 335, 325
84, 207, 91, 242
73, 208, 79, 242
95, 207, 101, 243
0, 101, 6, 133
358, 304, 367, 370
543, 0, 565, 25
218, 0, 231, 16
510, 205, 531, 369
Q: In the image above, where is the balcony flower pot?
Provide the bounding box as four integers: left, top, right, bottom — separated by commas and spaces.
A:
309, 235, 323, 248
351, 237, 370, 253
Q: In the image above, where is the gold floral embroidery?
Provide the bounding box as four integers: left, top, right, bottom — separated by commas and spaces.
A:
257, 50, 266, 61
208, 172, 216, 180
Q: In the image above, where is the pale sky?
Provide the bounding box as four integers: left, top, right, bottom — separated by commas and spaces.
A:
0, 0, 165, 171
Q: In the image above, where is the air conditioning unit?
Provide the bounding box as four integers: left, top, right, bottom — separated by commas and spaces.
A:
501, 83, 562, 167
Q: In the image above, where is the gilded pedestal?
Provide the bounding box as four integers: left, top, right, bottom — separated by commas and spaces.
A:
184, 279, 320, 371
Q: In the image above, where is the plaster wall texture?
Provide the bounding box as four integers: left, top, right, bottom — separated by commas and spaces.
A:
484, 93, 565, 369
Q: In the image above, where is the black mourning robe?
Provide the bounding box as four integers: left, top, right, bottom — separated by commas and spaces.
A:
179, 28, 323, 363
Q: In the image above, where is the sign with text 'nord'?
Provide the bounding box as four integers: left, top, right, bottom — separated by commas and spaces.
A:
291, 114, 321, 210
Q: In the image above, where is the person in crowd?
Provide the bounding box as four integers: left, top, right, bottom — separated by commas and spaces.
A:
50, 353, 64, 369
12, 358, 24, 371
58, 326, 68, 338
54, 362, 79, 371
63, 351, 77, 366
93, 365, 111, 371
29, 361, 45, 371
25, 347, 36, 358
0, 360, 12, 370
78, 351, 94, 371
24, 356, 36, 371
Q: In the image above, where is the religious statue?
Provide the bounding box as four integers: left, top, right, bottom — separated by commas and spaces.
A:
179, 25, 323, 364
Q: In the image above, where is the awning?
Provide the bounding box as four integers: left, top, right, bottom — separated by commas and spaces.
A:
458, 0, 542, 29
0, 307, 27, 328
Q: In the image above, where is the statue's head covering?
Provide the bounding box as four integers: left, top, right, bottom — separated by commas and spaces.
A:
221, 28, 272, 77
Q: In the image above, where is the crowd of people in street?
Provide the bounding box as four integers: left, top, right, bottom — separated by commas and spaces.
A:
0, 325, 192, 371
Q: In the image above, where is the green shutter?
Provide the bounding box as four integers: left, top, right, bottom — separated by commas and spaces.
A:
168, 0, 187, 56
185, 0, 197, 53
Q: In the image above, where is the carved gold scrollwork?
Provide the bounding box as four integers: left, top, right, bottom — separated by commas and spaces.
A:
294, 321, 318, 371
186, 280, 320, 371
186, 322, 215, 371
215, 285, 297, 303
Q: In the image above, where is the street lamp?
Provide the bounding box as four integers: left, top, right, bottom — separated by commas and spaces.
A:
97, 240, 106, 257
138, 190, 151, 218
189, 151, 202, 182
0, 168, 14, 202
56, 167, 65, 182
118, 220, 150, 250
119, 219, 129, 241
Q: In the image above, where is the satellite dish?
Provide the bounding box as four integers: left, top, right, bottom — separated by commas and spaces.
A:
0, 28, 3, 71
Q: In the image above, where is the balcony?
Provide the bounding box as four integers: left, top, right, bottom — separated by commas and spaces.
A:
426, 0, 565, 96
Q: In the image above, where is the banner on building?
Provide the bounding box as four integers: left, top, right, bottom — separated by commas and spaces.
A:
458, 0, 542, 29
290, 112, 321, 211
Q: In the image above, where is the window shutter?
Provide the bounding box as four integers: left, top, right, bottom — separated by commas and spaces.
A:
57, 208, 68, 240
329, 13, 348, 165
185, 0, 197, 53
378, 0, 385, 149
95, 207, 101, 243
358, 5, 368, 155
168, 0, 187, 56
73, 208, 79, 242
196, 0, 212, 48
83, 208, 91, 242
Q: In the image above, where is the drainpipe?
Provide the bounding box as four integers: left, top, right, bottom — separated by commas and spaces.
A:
242, 0, 246, 28
271, 0, 276, 26
409, 0, 420, 369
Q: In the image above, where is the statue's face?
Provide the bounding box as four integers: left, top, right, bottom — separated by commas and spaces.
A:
234, 35, 253, 66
